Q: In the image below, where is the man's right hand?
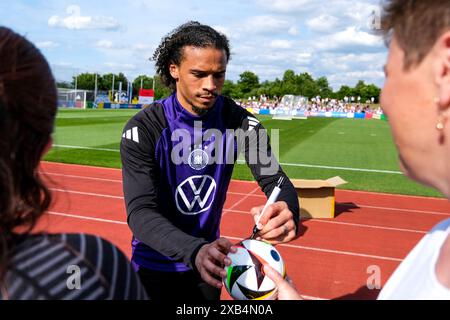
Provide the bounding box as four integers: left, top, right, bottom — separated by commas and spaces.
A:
195, 238, 237, 289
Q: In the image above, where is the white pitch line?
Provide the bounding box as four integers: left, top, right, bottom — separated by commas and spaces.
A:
235, 159, 403, 175
42, 161, 122, 172
53, 144, 120, 152
49, 145, 402, 174
44, 211, 403, 262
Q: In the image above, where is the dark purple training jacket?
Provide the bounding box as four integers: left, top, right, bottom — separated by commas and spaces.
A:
120, 93, 299, 272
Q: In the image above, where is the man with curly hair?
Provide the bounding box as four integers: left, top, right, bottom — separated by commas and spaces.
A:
120, 21, 300, 300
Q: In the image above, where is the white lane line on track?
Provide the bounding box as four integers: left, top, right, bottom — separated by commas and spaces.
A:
40, 167, 448, 201
50, 188, 448, 234
345, 204, 450, 217
48, 211, 127, 225
307, 219, 426, 234
45, 212, 404, 262
40, 172, 122, 183
225, 187, 260, 213
223, 209, 427, 234
337, 188, 449, 201
45, 182, 450, 217
227, 193, 450, 216
50, 188, 123, 199
226, 199, 450, 217
224, 236, 403, 262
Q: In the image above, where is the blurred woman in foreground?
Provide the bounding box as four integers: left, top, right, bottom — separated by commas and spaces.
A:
0, 27, 147, 300
267, 0, 450, 299
376, 0, 450, 299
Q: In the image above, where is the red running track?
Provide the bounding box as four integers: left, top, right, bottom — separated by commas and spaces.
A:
36, 161, 450, 300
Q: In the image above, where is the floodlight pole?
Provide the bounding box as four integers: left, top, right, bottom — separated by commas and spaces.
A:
74, 71, 78, 107
112, 74, 115, 100
94, 73, 98, 102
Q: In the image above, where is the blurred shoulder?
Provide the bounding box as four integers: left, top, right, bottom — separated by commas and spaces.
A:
4, 233, 147, 300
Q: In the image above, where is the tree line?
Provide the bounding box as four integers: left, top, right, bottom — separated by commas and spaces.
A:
58, 69, 381, 103
223, 70, 381, 103
57, 73, 171, 100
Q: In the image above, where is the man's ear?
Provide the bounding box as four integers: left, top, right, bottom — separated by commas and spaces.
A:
169, 63, 180, 81
42, 137, 53, 159
436, 31, 450, 112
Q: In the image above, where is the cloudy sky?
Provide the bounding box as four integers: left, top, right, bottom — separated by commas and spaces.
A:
0, 0, 387, 90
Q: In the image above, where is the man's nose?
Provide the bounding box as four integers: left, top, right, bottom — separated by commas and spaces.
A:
203, 75, 217, 92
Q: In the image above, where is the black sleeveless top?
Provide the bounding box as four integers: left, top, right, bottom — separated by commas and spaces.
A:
1, 233, 148, 300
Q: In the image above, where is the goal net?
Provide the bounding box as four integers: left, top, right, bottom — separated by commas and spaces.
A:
273, 95, 308, 120
57, 88, 94, 109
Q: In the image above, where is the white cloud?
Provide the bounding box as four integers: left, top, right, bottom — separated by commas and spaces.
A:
328, 70, 384, 89
48, 5, 121, 31
242, 15, 290, 34
306, 14, 340, 33
318, 53, 383, 75
333, 52, 386, 64
133, 43, 151, 50
213, 25, 234, 39
53, 62, 73, 68
288, 26, 300, 36
256, 0, 315, 13
36, 41, 59, 49
96, 40, 115, 49
295, 53, 312, 65
314, 26, 383, 51
131, 43, 155, 61
269, 40, 294, 49
104, 62, 137, 71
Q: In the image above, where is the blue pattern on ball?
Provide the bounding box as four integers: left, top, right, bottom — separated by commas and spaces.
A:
270, 249, 280, 261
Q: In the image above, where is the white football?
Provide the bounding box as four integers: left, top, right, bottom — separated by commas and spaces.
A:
224, 239, 285, 300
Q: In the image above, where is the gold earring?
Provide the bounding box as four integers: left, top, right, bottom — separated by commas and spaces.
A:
437, 115, 445, 131
434, 97, 446, 131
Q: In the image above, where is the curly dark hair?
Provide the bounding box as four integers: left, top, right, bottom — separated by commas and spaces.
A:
152, 21, 231, 90
0, 27, 56, 282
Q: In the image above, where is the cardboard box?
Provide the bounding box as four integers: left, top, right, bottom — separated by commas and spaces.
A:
291, 176, 347, 219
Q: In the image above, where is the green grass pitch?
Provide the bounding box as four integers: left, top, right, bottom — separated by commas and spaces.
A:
44, 108, 443, 197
